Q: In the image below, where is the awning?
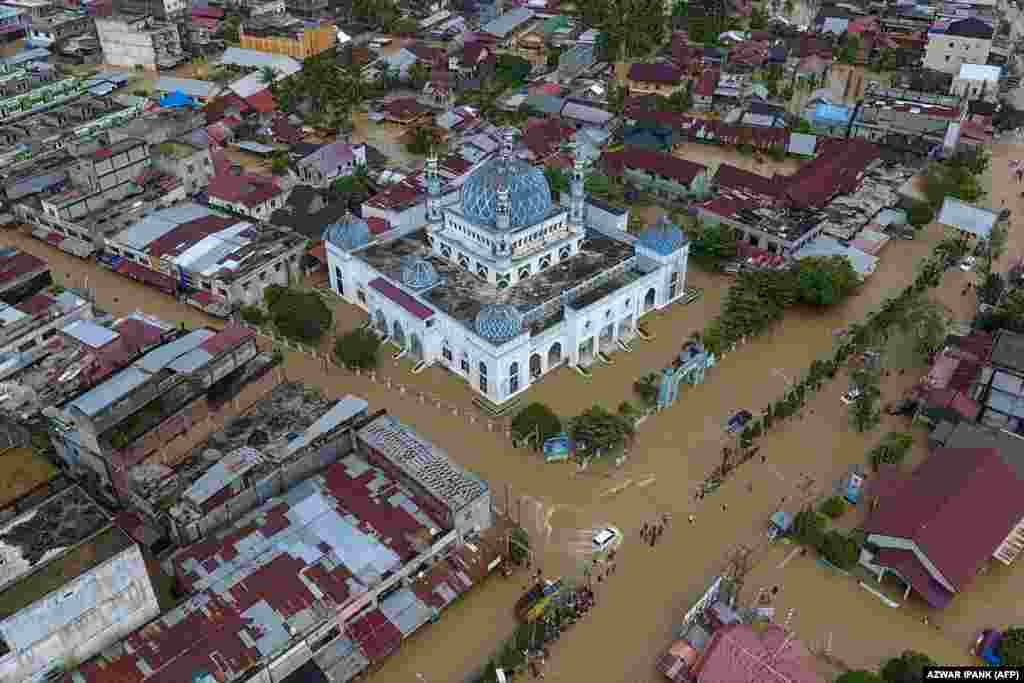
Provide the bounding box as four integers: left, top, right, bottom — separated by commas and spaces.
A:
116, 260, 176, 295
45, 231, 66, 246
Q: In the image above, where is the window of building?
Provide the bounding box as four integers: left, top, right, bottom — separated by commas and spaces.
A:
335, 267, 344, 295
357, 289, 366, 303
509, 361, 519, 393
275, 262, 282, 272
460, 354, 470, 373
479, 361, 488, 393
442, 341, 452, 362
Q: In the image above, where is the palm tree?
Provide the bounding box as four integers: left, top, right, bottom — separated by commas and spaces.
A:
259, 66, 279, 86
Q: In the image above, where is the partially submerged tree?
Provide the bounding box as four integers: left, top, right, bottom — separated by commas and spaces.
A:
570, 405, 635, 458
334, 328, 381, 369
511, 403, 562, 447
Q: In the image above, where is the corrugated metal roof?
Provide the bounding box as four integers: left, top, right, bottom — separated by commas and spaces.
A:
220, 47, 301, 76
937, 197, 997, 239
561, 101, 613, 125
155, 77, 221, 98
285, 396, 369, 455
136, 329, 215, 373
62, 320, 120, 349
171, 221, 256, 277
68, 366, 149, 417
795, 235, 878, 278
112, 203, 219, 251
167, 346, 214, 374
235, 140, 276, 154
482, 7, 534, 38
379, 587, 433, 636
184, 446, 264, 508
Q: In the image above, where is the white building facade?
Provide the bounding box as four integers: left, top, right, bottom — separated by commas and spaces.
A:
326, 131, 691, 405
923, 18, 994, 74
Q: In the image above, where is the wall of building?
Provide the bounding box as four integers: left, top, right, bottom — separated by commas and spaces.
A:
95, 18, 157, 69
951, 76, 998, 102
239, 22, 336, 58
216, 242, 304, 307
151, 146, 213, 195
0, 299, 91, 355
924, 34, 992, 73
0, 541, 160, 682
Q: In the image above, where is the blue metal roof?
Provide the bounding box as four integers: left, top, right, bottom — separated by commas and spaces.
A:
813, 102, 852, 124
324, 213, 370, 251
69, 366, 149, 417
460, 157, 553, 231
475, 304, 523, 343
136, 329, 214, 373
638, 217, 687, 256
481, 7, 534, 38
0, 48, 49, 67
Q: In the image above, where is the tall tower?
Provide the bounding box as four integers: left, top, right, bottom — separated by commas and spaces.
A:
569, 142, 587, 233
501, 127, 515, 163
425, 149, 443, 241
496, 183, 511, 232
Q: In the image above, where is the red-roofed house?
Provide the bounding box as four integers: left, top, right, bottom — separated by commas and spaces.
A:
208, 169, 289, 220
627, 62, 685, 96
244, 89, 276, 115
522, 116, 576, 162
692, 624, 822, 683
601, 146, 709, 200
693, 69, 719, 110
863, 447, 1024, 608
0, 249, 50, 305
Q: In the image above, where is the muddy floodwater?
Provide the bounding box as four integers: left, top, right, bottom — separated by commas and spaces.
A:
3, 139, 1024, 682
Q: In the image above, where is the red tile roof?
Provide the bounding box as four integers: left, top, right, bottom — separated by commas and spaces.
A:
145, 215, 239, 258
694, 69, 719, 97
200, 325, 254, 356
522, 116, 576, 160
874, 547, 954, 609
244, 88, 276, 114
365, 216, 391, 235
602, 146, 708, 186
694, 624, 821, 683
15, 293, 55, 316
780, 138, 879, 208
920, 387, 981, 422
0, 251, 47, 286
628, 62, 683, 84
368, 277, 434, 320
208, 172, 283, 208
865, 447, 1024, 594
712, 163, 778, 197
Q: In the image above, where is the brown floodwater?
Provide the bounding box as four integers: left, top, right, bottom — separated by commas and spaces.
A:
3, 138, 1023, 682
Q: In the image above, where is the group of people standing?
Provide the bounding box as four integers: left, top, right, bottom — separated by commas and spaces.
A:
641, 514, 670, 547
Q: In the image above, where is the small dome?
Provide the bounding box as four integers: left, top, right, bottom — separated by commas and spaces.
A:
638, 216, 687, 256
475, 304, 523, 343
402, 259, 439, 290
460, 156, 554, 231
323, 213, 370, 251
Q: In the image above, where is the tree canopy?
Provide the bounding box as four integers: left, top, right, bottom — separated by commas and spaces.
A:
999, 628, 1024, 667
570, 405, 635, 457
922, 159, 985, 208
493, 55, 533, 87
794, 256, 860, 306
869, 431, 914, 470
334, 328, 381, 369
265, 286, 333, 343
838, 671, 885, 683
577, 0, 667, 58
511, 403, 562, 446
881, 651, 936, 683
688, 220, 738, 268
271, 52, 366, 131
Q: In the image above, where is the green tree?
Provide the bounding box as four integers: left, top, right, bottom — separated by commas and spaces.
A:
908, 203, 934, 227
265, 286, 333, 343
688, 220, 738, 267
408, 61, 432, 90
794, 255, 860, 306
270, 152, 290, 175
570, 405, 635, 458
493, 55, 533, 87
221, 16, 240, 42
334, 328, 381, 369
999, 628, 1024, 667
749, 6, 766, 29
511, 403, 562, 447
545, 166, 570, 196
407, 124, 442, 155
869, 431, 914, 470
259, 66, 278, 86
877, 48, 898, 72
979, 288, 1024, 333
923, 160, 984, 208
850, 365, 882, 433
977, 272, 1006, 307
579, 0, 667, 59
840, 34, 862, 64
633, 372, 660, 407
819, 530, 859, 569
881, 651, 936, 683
838, 671, 885, 683
584, 172, 618, 200
820, 496, 846, 519
792, 506, 826, 546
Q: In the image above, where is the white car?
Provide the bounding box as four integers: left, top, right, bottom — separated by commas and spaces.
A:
840, 388, 862, 405
960, 256, 977, 272
592, 527, 619, 553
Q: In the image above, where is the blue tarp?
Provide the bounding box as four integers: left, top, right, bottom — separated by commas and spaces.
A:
813, 102, 853, 124
159, 90, 194, 108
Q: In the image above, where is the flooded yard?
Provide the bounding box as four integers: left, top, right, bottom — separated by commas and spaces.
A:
2, 136, 1023, 682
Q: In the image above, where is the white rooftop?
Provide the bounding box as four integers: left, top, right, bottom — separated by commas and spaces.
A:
958, 62, 1001, 82
62, 320, 119, 349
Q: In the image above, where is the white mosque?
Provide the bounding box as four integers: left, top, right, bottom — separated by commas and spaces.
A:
324, 130, 691, 407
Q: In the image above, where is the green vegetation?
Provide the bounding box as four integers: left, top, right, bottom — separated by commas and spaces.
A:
569, 405, 635, 458
633, 372, 660, 408
819, 496, 847, 519
922, 153, 987, 209
850, 365, 882, 433
407, 124, 443, 155
544, 167, 570, 196
792, 506, 827, 547
794, 256, 860, 307
264, 286, 332, 343
511, 402, 562, 447
240, 305, 265, 325
907, 202, 934, 227
688, 220, 738, 269
818, 530, 860, 569
493, 55, 533, 87
837, 671, 885, 683
577, 0, 667, 58
271, 51, 367, 131
999, 628, 1024, 666
333, 328, 381, 369
880, 651, 936, 683
869, 431, 914, 470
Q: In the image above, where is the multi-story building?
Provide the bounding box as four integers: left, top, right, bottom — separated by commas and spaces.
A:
114, 0, 187, 21
295, 141, 367, 187
850, 86, 965, 146
65, 409, 498, 683
0, 0, 50, 23
48, 324, 263, 500
626, 63, 684, 97
0, 288, 90, 354
207, 168, 289, 219
923, 17, 994, 74
951, 62, 1000, 102
95, 14, 185, 70
150, 135, 214, 195
0, 484, 161, 683
283, 0, 324, 19
26, 9, 93, 47
239, 14, 335, 58
0, 247, 50, 305
0, 5, 27, 41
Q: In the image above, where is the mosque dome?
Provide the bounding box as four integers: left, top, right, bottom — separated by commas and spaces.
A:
323, 213, 370, 251
401, 259, 439, 290
475, 304, 523, 343
460, 156, 553, 231
638, 216, 687, 256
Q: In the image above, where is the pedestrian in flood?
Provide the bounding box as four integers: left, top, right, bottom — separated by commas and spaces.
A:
688, 514, 696, 524
641, 522, 649, 538
761, 454, 767, 464
747, 482, 754, 493
722, 503, 728, 512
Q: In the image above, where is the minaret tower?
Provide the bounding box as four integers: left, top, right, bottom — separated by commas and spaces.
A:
496, 183, 511, 232
425, 148, 443, 251
569, 141, 586, 234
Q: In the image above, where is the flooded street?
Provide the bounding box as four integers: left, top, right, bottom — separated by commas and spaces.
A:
3, 137, 1024, 681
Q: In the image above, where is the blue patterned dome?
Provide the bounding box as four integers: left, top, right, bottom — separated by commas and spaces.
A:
323, 213, 370, 251
638, 217, 687, 256
475, 304, 523, 343
401, 258, 438, 290
460, 157, 553, 231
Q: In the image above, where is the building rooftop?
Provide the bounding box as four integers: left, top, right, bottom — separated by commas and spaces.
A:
136, 382, 367, 518
0, 485, 119, 619
69, 451, 450, 682
937, 197, 998, 240
357, 227, 637, 336
481, 7, 534, 38
357, 414, 487, 513
0, 447, 58, 510
0, 248, 47, 290
991, 330, 1024, 375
